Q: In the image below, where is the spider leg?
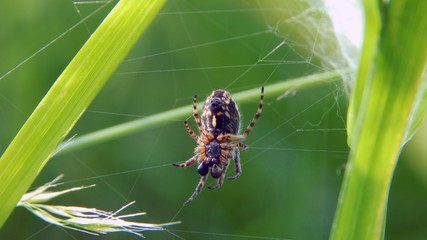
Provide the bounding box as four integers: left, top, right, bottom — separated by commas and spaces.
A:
243, 86, 264, 137
184, 120, 198, 141
224, 134, 246, 141
172, 155, 198, 168
228, 142, 248, 151
184, 174, 208, 205
228, 148, 241, 180
193, 95, 203, 133
236, 143, 248, 151
208, 162, 229, 190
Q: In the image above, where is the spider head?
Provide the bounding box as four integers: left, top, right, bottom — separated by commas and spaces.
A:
197, 158, 223, 179
205, 141, 224, 179
206, 140, 221, 158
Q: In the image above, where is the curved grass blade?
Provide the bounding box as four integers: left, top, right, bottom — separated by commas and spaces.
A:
0, 0, 167, 228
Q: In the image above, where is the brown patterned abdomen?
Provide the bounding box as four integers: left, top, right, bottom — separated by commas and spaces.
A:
201, 89, 240, 135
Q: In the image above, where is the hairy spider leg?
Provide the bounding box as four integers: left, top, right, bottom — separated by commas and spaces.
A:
208, 162, 229, 190
172, 155, 199, 168
224, 134, 246, 141
236, 142, 248, 151
228, 148, 241, 180
184, 120, 198, 141
193, 95, 203, 133
226, 142, 248, 151
184, 174, 208, 205
243, 86, 264, 138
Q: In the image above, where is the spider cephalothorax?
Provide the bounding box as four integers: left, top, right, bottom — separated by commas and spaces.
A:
173, 87, 264, 205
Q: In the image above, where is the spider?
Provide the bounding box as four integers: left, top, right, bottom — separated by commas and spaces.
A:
173, 86, 264, 205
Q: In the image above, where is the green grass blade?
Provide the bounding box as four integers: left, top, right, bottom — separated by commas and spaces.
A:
346, 0, 381, 148
404, 74, 427, 142
0, 0, 166, 228
57, 69, 347, 155
330, 0, 427, 239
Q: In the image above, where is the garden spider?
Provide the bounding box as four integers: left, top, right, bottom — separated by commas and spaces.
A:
173, 87, 264, 205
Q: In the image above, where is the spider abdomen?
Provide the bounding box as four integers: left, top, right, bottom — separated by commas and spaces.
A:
201, 89, 240, 135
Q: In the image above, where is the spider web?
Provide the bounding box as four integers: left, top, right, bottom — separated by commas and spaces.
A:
0, 0, 364, 239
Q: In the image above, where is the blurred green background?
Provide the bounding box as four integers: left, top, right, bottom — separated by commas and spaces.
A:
0, 0, 426, 239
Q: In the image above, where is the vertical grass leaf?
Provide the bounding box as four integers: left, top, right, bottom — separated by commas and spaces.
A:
404, 75, 427, 142
330, 0, 427, 239
346, 0, 381, 148
0, 0, 166, 228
